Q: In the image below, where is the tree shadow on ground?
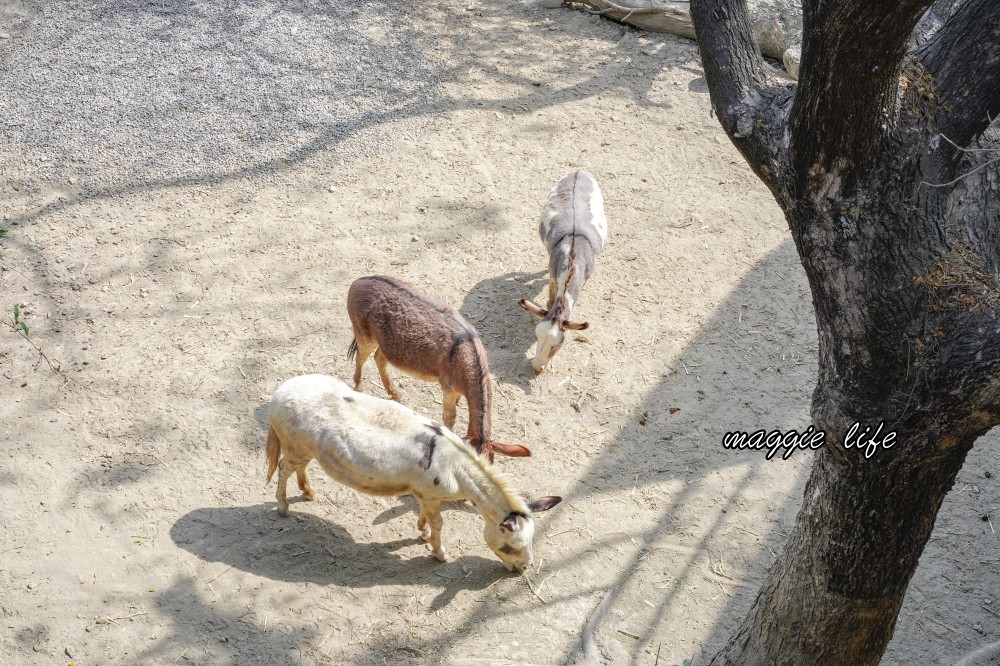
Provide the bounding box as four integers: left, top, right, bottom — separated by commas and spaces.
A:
1, 0, 704, 479
134, 575, 319, 666
3, 0, 683, 234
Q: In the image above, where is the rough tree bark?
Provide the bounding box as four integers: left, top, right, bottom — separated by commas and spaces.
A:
689, 0, 1000, 663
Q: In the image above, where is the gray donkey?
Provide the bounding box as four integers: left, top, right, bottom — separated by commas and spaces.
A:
518, 169, 609, 373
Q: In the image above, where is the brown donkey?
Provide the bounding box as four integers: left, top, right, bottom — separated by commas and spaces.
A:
347, 275, 530, 462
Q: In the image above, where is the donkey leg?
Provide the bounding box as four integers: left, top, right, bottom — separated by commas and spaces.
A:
352, 339, 378, 392
374, 349, 402, 401
417, 505, 430, 540
295, 463, 315, 501
419, 500, 447, 562
546, 275, 557, 310
441, 390, 461, 431
275, 458, 295, 517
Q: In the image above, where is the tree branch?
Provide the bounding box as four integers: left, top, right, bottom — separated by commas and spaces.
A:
690, 0, 788, 186
789, 0, 933, 184
910, 0, 964, 47
916, 0, 1000, 149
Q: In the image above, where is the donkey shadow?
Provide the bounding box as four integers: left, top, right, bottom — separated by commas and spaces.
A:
459, 270, 548, 394
170, 502, 507, 610
371, 494, 477, 526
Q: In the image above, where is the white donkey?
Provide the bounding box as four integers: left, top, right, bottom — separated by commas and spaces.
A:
518, 169, 608, 374
265, 374, 562, 571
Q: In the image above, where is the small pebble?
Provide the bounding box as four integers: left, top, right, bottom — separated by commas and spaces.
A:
65, 646, 75, 658
27, 581, 36, 589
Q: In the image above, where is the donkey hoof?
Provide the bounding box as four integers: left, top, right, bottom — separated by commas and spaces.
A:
432, 548, 448, 562
277, 505, 290, 518
419, 528, 431, 542
301, 489, 315, 501
389, 392, 403, 402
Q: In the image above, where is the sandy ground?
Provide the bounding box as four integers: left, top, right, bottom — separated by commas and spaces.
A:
2, 1, 1000, 665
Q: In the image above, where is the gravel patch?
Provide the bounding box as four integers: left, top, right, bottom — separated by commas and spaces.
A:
0, 0, 447, 194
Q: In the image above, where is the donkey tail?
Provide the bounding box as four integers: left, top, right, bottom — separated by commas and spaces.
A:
347, 337, 359, 362
265, 425, 281, 482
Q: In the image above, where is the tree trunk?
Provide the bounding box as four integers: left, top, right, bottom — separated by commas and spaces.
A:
689, 0, 1000, 662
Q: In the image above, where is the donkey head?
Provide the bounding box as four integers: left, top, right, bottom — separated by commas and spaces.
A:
517, 299, 588, 374
484, 496, 562, 571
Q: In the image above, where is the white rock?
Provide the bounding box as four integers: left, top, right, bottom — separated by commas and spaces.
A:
783, 45, 801, 81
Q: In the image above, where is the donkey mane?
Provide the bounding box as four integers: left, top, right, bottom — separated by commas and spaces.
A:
471, 338, 491, 431
545, 171, 588, 324
439, 425, 529, 515
547, 245, 577, 324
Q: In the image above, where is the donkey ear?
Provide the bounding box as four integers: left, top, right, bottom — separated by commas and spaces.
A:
560, 320, 589, 331
526, 496, 562, 513
489, 441, 532, 458
500, 512, 521, 532
518, 299, 548, 317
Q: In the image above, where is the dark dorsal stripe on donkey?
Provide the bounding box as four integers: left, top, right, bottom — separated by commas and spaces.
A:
347, 275, 531, 462
519, 169, 609, 374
